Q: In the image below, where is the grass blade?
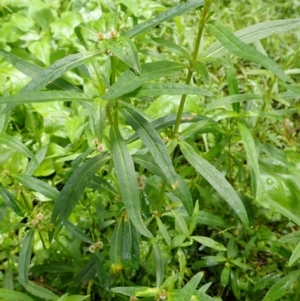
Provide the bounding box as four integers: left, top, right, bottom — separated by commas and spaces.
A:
110, 125, 152, 237
179, 141, 249, 226
18, 228, 35, 286
204, 18, 300, 57
125, 0, 204, 38
121, 105, 193, 215
51, 153, 110, 224
0, 184, 23, 216
0, 133, 37, 164
288, 241, 300, 267
207, 21, 291, 82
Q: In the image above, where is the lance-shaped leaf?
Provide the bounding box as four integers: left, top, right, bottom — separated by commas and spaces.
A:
206, 21, 291, 82
204, 18, 300, 58
177, 272, 204, 301
288, 241, 300, 267
0, 184, 23, 216
179, 141, 249, 226
18, 228, 35, 286
0, 289, 34, 301
121, 105, 193, 215
0, 91, 93, 110
153, 242, 164, 288
110, 218, 124, 267
152, 38, 189, 59
205, 94, 263, 112
24, 282, 58, 300
125, 0, 204, 38
110, 125, 152, 237
103, 69, 143, 100
51, 153, 110, 224
0, 49, 82, 92
20, 50, 102, 93
12, 174, 59, 200
24, 145, 48, 176
125, 83, 213, 97
237, 122, 260, 177
103, 37, 141, 74
63, 220, 93, 244
0, 133, 37, 164
73, 258, 97, 284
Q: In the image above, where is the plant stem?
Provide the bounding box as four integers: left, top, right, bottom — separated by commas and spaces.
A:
173, 1, 213, 136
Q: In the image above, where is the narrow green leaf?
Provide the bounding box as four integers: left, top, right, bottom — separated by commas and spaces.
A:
24, 145, 48, 176
177, 272, 203, 301
207, 21, 291, 82
63, 220, 94, 244
73, 258, 97, 284
111, 286, 158, 297
121, 106, 193, 215
103, 69, 143, 100
0, 289, 34, 301
21, 50, 102, 93
172, 210, 189, 237
25, 282, 58, 300
140, 61, 187, 81
205, 94, 263, 112
194, 291, 216, 301
0, 133, 37, 164
204, 18, 300, 58
237, 122, 260, 177
18, 228, 35, 286
0, 49, 82, 92
0, 184, 23, 216
153, 242, 164, 288
123, 219, 140, 269
191, 236, 226, 251
179, 141, 249, 226
156, 217, 171, 246
89, 98, 107, 142
288, 241, 300, 267
280, 231, 300, 244
126, 83, 213, 97
51, 153, 110, 224
110, 125, 152, 237
0, 104, 10, 133
0, 91, 93, 108
110, 218, 124, 266
125, 0, 204, 38
262, 270, 300, 301
152, 38, 189, 58
12, 174, 59, 200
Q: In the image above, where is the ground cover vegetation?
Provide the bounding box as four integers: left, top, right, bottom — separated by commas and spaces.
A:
1, 0, 300, 300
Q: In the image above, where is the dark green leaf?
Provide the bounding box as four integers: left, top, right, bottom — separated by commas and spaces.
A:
25, 282, 58, 300
153, 242, 164, 288
63, 220, 94, 244
0, 184, 23, 216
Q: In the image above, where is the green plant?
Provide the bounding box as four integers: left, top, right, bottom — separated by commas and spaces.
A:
1, 0, 300, 300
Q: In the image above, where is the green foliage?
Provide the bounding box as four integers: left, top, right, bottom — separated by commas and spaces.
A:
1, 0, 300, 300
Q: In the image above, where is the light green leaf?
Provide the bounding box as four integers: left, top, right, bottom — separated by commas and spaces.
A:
51, 153, 110, 224
125, 0, 204, 38
103, 69, 143, 100
177, 272, 203, 301
205, 94, 263, 112
191, 236, 226, 251
89, 98, 107, 142
25, 282, 58, 300
0, 133, 37, 164
0, 184, 23, 216
0, 49, 81, 92
153, 242, 164, 288
237, 122, 260, 176
24, 145, 48, 176
288, 241, 300, 267
121, 105, 193, 215
0, 92, 93, 108
63, 220, 94, 244
21, 50, 102, 93
172, 210, 189, 237
18, 228, 35, 286
110, 218, 124, 266
12, 174, 59, 200
156, 217, 171, 246
126, 83, 213, 97
110, 125, 152, 237
194, 291, 216, 301
140, 61, 187, 81
262, 270, 300, 301
179, 141, 249, 226
152, 38, 189, 58
0, 289, 34, 301
111, 286, 158, 297
204, 18, 300, 58
207, 21, 291, 82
